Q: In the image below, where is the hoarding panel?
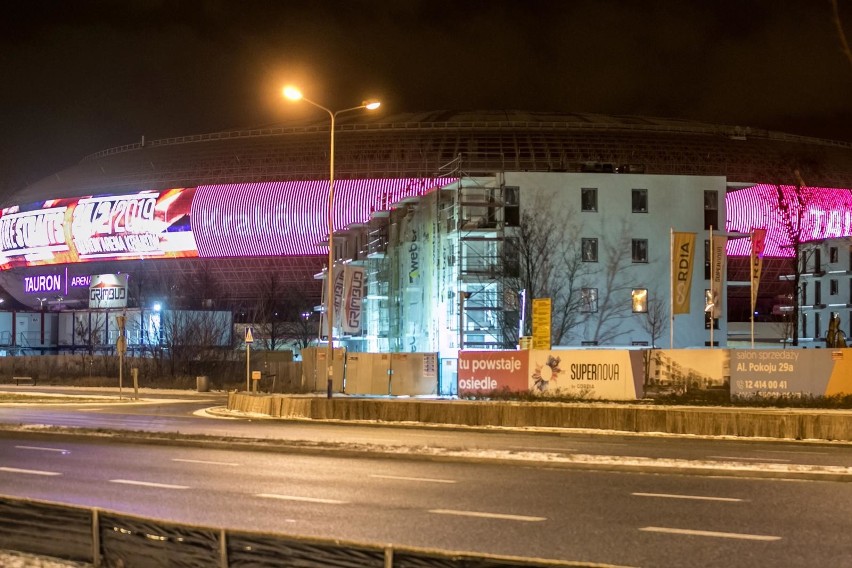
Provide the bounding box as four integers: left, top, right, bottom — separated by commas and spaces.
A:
458, 350, 529, 394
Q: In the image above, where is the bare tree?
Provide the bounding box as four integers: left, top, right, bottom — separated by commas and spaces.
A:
771, 172, 822, 346
586, 221, 636, 344
502, 194, 591, 346
251, 272, 318, 352
641, 292, 667, 348
159, 310, 234, 377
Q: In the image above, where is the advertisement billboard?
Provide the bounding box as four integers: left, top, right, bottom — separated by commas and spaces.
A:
528, 349, 644, 400
730, 348, 852, 396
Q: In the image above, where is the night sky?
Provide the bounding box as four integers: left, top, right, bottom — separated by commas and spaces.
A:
2, 0, 851, 194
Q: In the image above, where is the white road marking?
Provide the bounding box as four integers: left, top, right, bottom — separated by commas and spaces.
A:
256, 493, 348, 504
507, 445, 577, 453
0, 466, 61, 476
632, 492, 743, 502
370, 474, 456, 484
707, 456, 792, 463
172, 458, 240, 467
640, 526, 781, 541
429, 509, 546, 522
110, 479, 189, 489
755, 449, 828, 455
15, 445, 70, 454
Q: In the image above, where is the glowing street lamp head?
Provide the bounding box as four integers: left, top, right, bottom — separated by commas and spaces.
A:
364, 100, 381, 110
283, 86, 303, 101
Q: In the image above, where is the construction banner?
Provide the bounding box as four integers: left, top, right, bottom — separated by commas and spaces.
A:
342, 265, 365, 335
671, 232, 696, 314
531, 298, 552, 350
750, 229, 767, 312
710, 235, 727, 318
331, 265, 346, 332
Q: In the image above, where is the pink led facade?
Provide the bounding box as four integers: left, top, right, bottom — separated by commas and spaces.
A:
0, 178, 456, 269
191, 178, 454, 257
726, 184, 852, 257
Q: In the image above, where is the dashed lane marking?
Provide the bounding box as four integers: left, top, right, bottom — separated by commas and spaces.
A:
255, 493, 348, 504
429, 509, 546, 522
370, 474, 456, 484
110, 479, 190, 489
632, 492, 743, 502
640, 526, 781, 541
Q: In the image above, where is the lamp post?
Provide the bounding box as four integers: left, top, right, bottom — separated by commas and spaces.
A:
283, 86, 380, 398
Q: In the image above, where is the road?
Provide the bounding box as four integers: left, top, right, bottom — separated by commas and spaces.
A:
0, 389, 851, 566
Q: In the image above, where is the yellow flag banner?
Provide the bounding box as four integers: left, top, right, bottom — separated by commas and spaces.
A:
750, 228, 767, 312
672, 232, 696, 314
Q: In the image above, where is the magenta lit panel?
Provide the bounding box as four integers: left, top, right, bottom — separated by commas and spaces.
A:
190, 178, 456, 257
726, 184, 852, 257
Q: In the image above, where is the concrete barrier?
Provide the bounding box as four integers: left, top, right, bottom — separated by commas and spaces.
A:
226, 393, 852, 442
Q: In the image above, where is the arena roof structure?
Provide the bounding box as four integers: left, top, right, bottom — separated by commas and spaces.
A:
4, 110, 852, 313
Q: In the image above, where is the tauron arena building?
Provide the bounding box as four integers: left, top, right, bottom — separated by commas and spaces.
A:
2, 111, 851, 353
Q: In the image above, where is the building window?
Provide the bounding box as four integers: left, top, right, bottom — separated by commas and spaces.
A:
581, 238, 598, 262
581, 188, 598, 212
704, 240, 711, 280
503, 186, 520, 227
632, 289, 648, 313
503, 237, 520, 277
802, 282, 808, 305
815, 281, 822, 305
632, 189, 648, 213
814, 249, 822, 273
581, 288, 598, 312
815, 312, 822, 339
802, 313, 808, 338
632, 239, 648, 263
830, 246, 839, 264
704, 190, 718, 230
830, 279, 839, 296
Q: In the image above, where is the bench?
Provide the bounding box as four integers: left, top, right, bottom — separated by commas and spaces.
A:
12, 376, 35, 386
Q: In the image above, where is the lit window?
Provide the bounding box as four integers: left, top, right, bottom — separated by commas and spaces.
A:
581, 188, 598, 212
581, 288, 598, 312
632, 289, 648, 313
632, 239, 648, 263
581, 238, 598, 262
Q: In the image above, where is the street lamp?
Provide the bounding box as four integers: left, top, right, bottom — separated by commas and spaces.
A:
283, 86, 380, 398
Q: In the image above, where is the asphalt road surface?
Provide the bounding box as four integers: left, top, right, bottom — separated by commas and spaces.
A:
1, 388, 852, 566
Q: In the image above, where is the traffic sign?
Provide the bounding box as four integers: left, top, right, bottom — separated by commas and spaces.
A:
245, 327, 254, 343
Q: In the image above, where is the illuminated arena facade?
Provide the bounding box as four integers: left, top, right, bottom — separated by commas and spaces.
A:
2, 110, 852, 351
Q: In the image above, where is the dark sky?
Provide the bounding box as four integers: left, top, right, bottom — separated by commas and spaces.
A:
2, 0, 851, 192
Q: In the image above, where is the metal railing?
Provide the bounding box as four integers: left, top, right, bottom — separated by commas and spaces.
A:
0, 495, 593, 568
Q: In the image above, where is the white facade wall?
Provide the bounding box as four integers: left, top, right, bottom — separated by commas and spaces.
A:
504, 172, 726, 348
800, 237, 852, 342
353, 172, 727, 355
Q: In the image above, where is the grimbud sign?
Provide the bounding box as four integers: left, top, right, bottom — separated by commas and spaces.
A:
89, 274, 129, 309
